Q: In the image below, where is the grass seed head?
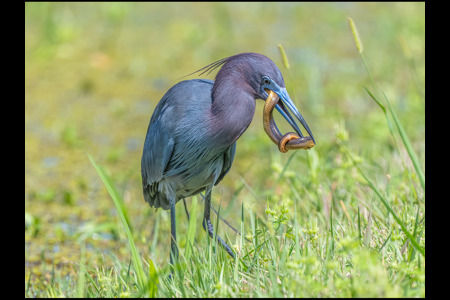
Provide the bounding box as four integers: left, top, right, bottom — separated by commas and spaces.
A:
348, 17, 364, 53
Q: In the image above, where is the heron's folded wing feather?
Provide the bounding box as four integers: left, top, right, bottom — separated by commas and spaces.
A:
215, 143, 236, 185
141, 119, 175, 202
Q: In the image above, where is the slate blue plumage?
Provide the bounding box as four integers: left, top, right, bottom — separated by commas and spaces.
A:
141, 53, 314, 263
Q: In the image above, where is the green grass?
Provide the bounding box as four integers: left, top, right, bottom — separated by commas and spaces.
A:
25, 3, 424, 298
88, 154, 155, 297
44, 35, 424, 295
47, 147, 425, 297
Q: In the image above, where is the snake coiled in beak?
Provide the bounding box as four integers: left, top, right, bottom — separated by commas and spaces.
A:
263, 90, 315, 152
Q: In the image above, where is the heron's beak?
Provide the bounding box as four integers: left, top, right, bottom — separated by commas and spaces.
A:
269, 88, 315, 145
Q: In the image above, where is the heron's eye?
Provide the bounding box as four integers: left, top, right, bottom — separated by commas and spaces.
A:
262, 77, 271, 85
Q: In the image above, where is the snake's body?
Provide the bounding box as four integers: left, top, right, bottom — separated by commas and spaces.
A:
263, 91, 315, 152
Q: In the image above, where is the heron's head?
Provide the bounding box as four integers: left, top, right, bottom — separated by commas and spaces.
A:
224, 53, 315, 144
190, 52, 315, 144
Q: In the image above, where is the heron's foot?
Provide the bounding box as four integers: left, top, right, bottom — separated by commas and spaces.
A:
203, 218, 236, 259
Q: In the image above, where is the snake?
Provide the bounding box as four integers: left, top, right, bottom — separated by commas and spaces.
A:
263, 90, 315, 153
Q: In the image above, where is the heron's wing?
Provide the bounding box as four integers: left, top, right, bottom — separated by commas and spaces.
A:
141, 118, 175, 205
215, 142, 236, 185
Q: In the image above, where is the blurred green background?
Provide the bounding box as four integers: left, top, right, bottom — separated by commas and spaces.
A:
25, 2, 424, 292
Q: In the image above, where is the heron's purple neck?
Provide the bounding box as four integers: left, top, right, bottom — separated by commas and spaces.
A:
208, 78, 256, 147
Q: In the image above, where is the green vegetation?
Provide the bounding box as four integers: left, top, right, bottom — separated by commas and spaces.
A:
25, 3, 424, 297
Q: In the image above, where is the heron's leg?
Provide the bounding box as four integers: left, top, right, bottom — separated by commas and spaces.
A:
183, 198, 190, 222
169, 196, 179, 265
210, 204, 252, 243
202, 192, 236, 259
199, 193, 251, 243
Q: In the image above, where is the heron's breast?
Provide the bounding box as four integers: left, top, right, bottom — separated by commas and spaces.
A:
172, 154, 225, 198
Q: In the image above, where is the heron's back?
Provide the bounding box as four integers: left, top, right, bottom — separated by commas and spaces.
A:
141, 79, 236, 209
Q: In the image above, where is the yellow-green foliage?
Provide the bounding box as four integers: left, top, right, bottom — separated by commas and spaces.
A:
26, 2, 424, 297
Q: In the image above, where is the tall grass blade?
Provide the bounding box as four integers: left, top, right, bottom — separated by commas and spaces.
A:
342, 149, 424, 256
385, 93, 425, 190
293, 195, 301, 261
378, 231, 392, 253
363, 86, 395, 136
357, 206, 362, 242
330, 202, 334, 253
364, 210, 372, 248
349, 16, 425, 192
148, 259, 159, 298
241, 201, 245, 252
87, 154, 152, 294
363, 86, 386, 114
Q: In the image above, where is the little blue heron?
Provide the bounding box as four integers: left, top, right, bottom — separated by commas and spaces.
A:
141, 52, 314, 264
